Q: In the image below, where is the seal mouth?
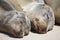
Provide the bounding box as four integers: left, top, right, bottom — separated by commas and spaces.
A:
11, 30, 23, 38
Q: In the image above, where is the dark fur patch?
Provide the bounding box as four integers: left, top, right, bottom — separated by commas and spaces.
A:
0, 0, 13, 11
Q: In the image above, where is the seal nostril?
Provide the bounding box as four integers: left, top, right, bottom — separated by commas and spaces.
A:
14, 31, 21, 38
35, 18, 39, 21
41, 28, 47, 34
41, 29, 46, 32
11, 30, 18, 37
20, 21, 23, 24
17, 32, 20, 35
16, 32, 23, 38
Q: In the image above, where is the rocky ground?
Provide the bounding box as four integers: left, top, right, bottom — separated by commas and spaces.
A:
0, 25, 60, 40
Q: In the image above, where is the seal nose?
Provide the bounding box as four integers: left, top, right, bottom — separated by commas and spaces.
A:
11, 30, 23, 38
40, 28, 47, 34
16, 32, 23, 38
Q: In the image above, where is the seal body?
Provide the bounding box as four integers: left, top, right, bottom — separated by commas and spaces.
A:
23, 2, 55, 33
0, 0, 31, 38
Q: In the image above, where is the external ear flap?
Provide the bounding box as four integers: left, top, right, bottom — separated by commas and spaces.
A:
0, 0, 13, 11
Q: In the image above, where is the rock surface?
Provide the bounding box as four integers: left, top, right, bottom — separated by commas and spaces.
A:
0, 25, 60, 40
